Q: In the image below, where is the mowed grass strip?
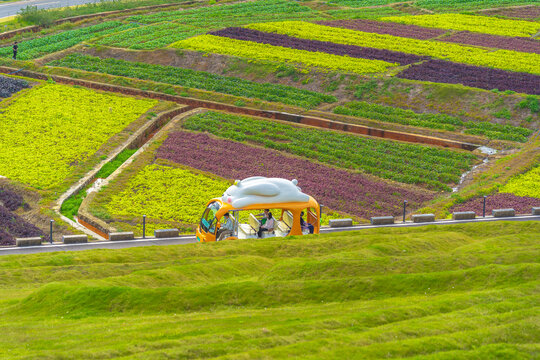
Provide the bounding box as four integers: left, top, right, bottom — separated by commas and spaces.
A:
0, 221, 538, 358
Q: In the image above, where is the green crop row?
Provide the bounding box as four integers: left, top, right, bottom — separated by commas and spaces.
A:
0, 21, 139, 60
0, 83, 156, 190
95, 22, 204, 50
182, 111, 478, 191
247, 21, 540, 75
127, 0, 319, 26
334, 101, 533, 142
47, 54, 336, 108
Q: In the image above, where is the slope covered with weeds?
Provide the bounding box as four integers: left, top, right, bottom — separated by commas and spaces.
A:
0, 222, 539, 358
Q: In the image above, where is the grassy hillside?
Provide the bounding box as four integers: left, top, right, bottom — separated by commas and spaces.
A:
1, 221, 539, 358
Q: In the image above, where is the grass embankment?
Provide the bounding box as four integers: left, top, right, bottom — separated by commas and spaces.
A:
0, 221, 539, 358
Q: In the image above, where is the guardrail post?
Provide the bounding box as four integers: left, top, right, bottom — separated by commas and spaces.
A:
49, 220, 54, 244
143, 215, 146, 239
483, 196, 487, 218
403, 200, 407, 223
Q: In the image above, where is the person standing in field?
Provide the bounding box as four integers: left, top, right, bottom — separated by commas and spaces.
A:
12, 42, 18, 60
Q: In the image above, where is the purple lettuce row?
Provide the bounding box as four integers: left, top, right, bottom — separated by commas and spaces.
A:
0, 75, 29, 99
397, 59, 540, 95
450, 193, 540, 215
479, 7, 540, 20
156, 132, 434, 219
0, 187, 26, 211
209, 27, 427, 65
316, 19, 447, 40
0, 204, 43, 246
443, 31, 540, 55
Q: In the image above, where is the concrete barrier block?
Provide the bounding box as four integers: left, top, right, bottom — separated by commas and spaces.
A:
452, 211, 476, 220
62, 235, 88, 244
329, 219, 353, 228
492, 208, 515, 218
370, 216, 394, 225
412, 214, 435, 223
16, 237, 42, 247
154, 229, 179, 238
109, 232, 134, 241
532, 207, 540, 215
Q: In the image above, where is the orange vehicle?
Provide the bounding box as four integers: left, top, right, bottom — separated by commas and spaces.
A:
196, 177, 320, 242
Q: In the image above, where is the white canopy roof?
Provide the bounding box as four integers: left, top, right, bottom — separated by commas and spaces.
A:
222, 177, 309, 208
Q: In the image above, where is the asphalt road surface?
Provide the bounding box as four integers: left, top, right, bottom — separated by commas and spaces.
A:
1, 215, 538, 256
0, 0, 112, 19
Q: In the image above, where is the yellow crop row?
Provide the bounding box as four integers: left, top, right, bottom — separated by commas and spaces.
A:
247, 22, 540, 75
381, 14, 540, 38
106, 164, 230, 225
170, 35, 397, 74
500, 165, 540, 199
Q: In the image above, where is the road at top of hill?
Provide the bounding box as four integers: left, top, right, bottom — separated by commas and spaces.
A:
0, 0, 113, 19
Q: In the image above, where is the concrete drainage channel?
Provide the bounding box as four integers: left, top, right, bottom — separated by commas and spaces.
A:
3, 210, 539, 255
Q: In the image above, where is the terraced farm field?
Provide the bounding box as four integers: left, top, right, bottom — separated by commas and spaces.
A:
0, 0, 537, 236
0, 0, 539, 357
242, 22, 540, 75
89, 110, 445, 234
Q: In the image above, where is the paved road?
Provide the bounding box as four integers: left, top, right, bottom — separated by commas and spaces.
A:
0, 235, 198, 255
0, 215, 538, 256
0, 0, 111, 19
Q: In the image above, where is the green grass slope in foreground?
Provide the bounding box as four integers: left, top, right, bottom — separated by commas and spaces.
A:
0, 222, 539, 359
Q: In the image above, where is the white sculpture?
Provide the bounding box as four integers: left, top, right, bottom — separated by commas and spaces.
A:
222, 177, 309, 208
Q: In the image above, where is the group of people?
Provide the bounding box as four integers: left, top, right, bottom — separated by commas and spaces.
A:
217, 209, 314, 240
258, 209, 314, 237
